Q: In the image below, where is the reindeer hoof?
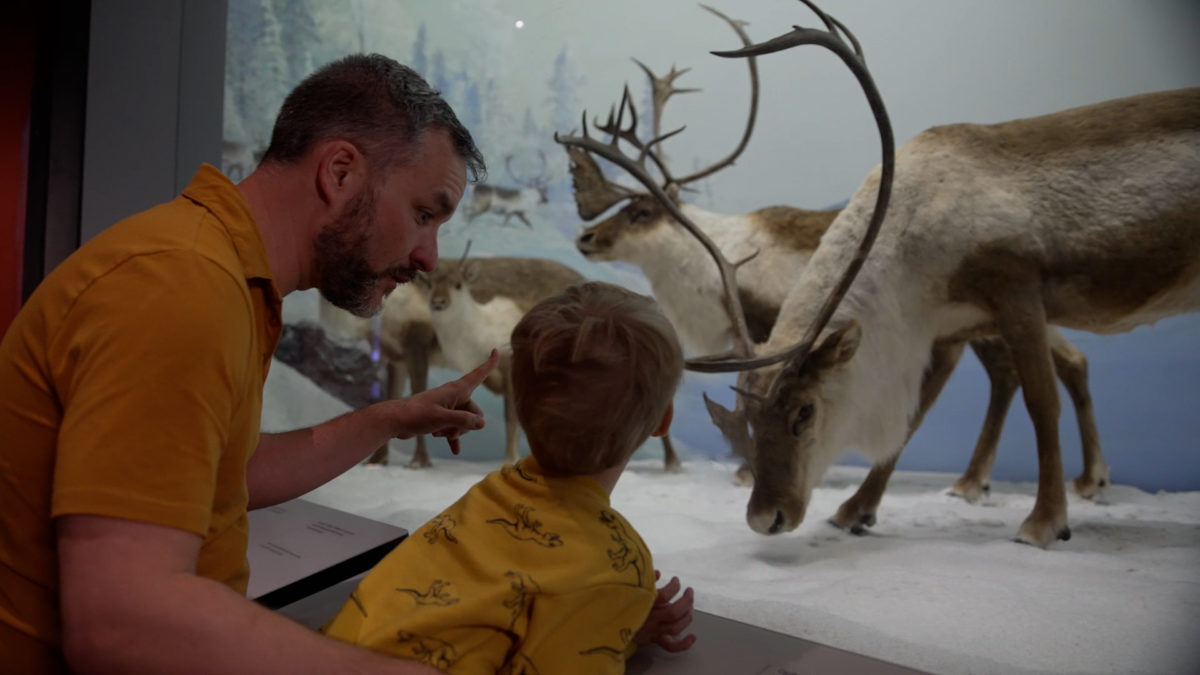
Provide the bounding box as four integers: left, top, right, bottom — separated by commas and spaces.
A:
1072, 473, 1110, 500
829, 511, 875, 535
1015, 515, 1071, 548
949, 478, 989, 504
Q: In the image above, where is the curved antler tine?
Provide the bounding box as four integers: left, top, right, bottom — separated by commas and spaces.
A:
504, 154, 519, 183
695, 0, 895, 376
828, 16, 864, 59
674, 4, 759, 186
797, 0, 838, 36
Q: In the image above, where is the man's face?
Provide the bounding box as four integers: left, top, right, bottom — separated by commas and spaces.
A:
314, 128, 467, 317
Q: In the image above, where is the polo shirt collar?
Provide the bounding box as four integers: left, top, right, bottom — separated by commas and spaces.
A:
181, 163, 275, 283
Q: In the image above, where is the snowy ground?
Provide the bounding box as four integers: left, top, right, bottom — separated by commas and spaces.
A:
262, 353, 1200, 675
297, 453, 1200, 675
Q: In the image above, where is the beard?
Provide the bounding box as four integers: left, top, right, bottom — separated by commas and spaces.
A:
312, 187, 408, 318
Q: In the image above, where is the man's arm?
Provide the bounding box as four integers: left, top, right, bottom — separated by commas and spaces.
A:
247, 350, 498, 508
57, 514, 443, 675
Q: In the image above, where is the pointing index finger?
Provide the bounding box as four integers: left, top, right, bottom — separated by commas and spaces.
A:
460, 349, 500, 391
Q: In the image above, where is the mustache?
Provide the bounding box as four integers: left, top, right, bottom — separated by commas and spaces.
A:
381, 265, 418, 284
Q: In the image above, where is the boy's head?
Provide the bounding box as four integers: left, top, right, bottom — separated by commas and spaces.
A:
510, 282, 684, 476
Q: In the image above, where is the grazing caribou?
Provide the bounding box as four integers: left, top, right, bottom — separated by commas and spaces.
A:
463, 152, 550, 228
556, 3, 1109, 507
697, 4, 1198, 548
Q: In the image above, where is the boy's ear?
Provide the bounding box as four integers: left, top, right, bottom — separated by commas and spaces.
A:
651, 402, 674, 438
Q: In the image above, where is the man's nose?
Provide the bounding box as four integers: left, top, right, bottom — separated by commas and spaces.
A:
412, 230, 438, 273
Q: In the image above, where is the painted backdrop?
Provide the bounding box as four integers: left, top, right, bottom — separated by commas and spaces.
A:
225, 0, 1200, 490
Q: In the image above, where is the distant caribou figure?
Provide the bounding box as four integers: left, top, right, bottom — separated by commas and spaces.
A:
463, 152, 550, 228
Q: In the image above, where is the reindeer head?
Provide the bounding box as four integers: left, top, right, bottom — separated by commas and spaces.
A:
427, 245, 478, 313
659, 0, 895, 537
576, 194, 679, 261
743, 321, 861, 534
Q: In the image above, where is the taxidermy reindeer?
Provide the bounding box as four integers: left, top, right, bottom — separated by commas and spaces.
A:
699, 3, 1197, 548
422, 250, 583, 465
318, 287, 443, 467
463, 152, 551, 228
557, 4, 1109, 503
424, 252, 686, 471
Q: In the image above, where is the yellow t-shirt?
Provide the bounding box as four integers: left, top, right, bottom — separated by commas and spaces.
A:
323, 457, 658, 674
0, 164, 282, 668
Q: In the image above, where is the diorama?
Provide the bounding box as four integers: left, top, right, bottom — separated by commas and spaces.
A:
224, 1, 1199, 673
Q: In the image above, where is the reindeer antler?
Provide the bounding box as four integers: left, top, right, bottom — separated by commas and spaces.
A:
555, 5, 762, 359
685, 0, 895, 380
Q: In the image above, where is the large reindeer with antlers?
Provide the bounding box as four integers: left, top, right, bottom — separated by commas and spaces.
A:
558, 4, 1110, 502
562, 0, 1199, 548
463, 152, 551, 228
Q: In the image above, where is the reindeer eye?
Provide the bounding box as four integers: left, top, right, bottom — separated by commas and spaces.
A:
790, 404, 815, 436
455, 282, 462, 290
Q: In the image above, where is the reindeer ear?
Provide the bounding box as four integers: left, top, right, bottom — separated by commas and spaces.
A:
811, 321, 861, 368
564, 146, 630, 219
463, 261, 482, 284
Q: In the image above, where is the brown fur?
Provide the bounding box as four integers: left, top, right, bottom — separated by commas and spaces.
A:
751, 206, 840, 252
431, 257, 586, 309
929, 88, 1200, 163
948, 203, 1200, 332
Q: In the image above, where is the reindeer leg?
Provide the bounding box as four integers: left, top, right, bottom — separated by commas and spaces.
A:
1048, 329, 1110, 498
950, 337, 1020, 502
833, 338, 967, 531
660, 435, 683, 473
404, 325, 435, 469
501, 354, 520, 465
830, 455, 899, 534
367, 359, 406, 466
994, 297, 1070, 547
515, 212, 532, 228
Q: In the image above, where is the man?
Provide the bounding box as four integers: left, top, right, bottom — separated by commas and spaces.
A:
0, 54, 493, 673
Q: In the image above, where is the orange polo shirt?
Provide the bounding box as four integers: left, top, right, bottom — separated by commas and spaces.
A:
0, 164, 282, 669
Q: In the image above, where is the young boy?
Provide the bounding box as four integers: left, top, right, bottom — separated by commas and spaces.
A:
322, 281, 696, 673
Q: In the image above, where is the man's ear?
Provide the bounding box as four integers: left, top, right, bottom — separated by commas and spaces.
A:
315, 141, 366, 207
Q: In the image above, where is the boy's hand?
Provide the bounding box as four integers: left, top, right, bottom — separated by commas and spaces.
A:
636, 571, 696, 653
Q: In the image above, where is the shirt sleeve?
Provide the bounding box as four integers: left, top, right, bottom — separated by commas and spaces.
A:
511, 583, 656, 675
49, 250, 254, 536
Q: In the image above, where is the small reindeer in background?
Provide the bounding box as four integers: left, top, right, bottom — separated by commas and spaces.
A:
422, 249, 582, 465
556, 0, 1116, 534
463, 152, 551, 228
317, 287, 443, 467
422, 249, 685, 470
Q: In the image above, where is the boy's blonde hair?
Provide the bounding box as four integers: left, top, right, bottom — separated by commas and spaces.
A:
510, 281, 684, 476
